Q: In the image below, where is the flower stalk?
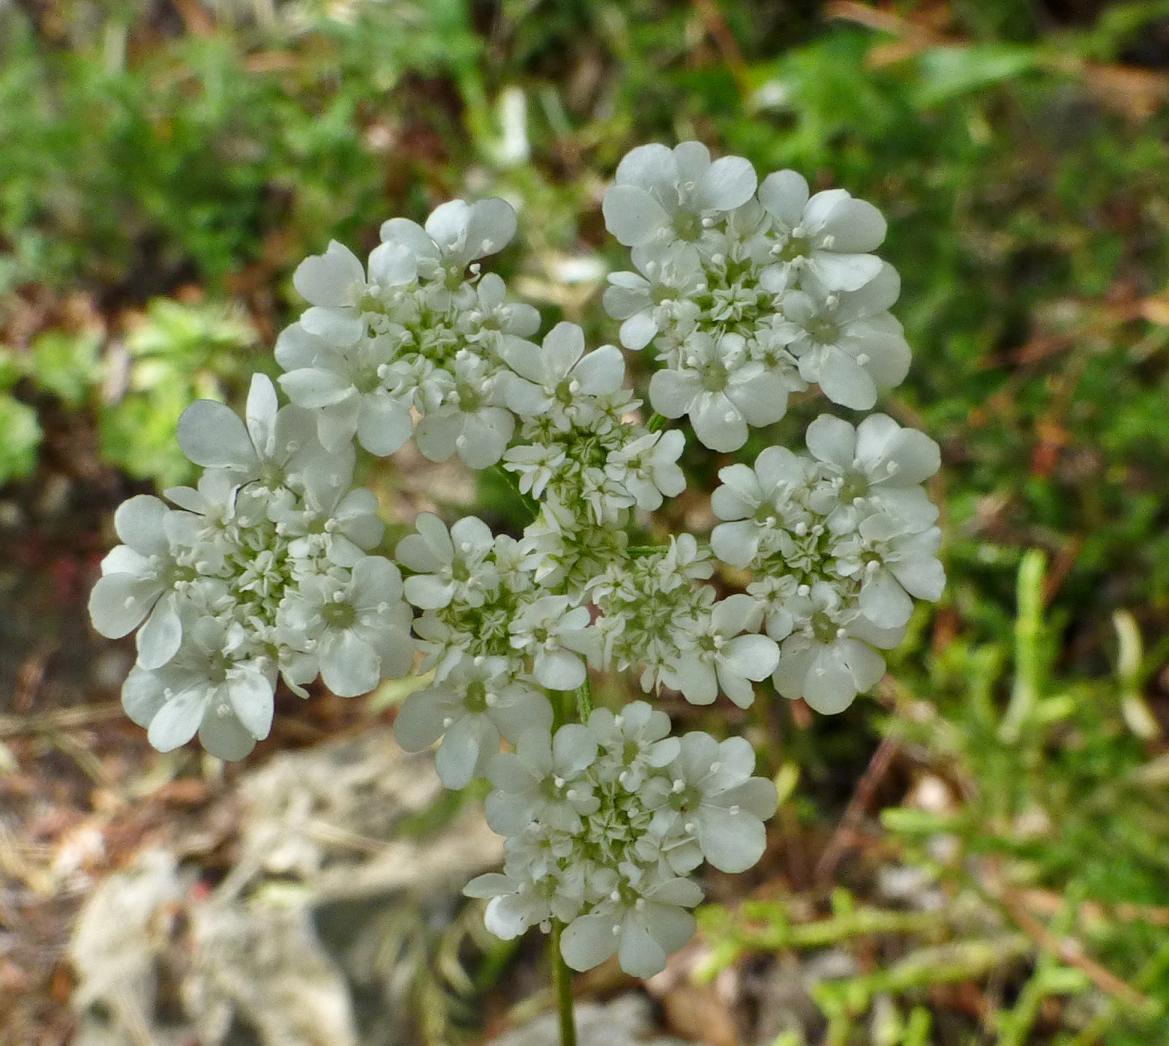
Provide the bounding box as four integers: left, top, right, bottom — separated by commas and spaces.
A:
551, 921, 577, 1046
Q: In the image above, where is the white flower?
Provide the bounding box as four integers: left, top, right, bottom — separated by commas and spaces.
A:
805, 413, 940, 525
589, 535, 714, 692
603, 242, 706, 350
293, 237, 416, 344
281, 556, 414, 698
270, 470, 384, 568
758, 169, 887, 291
710, 446, 817, 568
559, 876, 702, 977
468, 709, 778, 975
508, 595, 598, 690
767, 264, 910, 409
177, 373, 338, 496
459, 272, 541, 343
586, 702, 679, 791
658, 732, 778, 873
380, 197, 518, 282
88, 495, 199, 670
849, 516, 945, 629
604, 428, 686, 511
393, 654, 551, 788
396, 513, 499, 610
414, 350, 514, 469
603, 142, 757, 247
660, 594, 779, 708
485, 725, 599, 835
121, 617, 275, 760
275, 323, 414, 456
649, 332, 791, 452
769, 581, 902, 714
501, 322, 626, 424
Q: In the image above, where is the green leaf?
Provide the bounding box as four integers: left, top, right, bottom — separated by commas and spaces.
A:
0, 394, 41, 484
30, 329, 102, 407
911, 44, 1041, 108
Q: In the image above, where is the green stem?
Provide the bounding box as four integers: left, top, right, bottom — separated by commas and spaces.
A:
1000, 549, 1046, 743
575, 676, 593, 721
627, 544, 668, 558
550, 921, 577, 1046
647, 412, 667, 432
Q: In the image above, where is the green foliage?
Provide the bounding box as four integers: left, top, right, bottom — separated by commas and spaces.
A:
97, 299, 260, 487
702, 555, 1169, 1042
0, 391, 41, 485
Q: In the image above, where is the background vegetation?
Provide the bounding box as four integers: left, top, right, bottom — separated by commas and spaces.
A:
3, 0, 1169, 1043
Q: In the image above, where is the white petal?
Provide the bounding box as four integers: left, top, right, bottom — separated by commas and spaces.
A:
819, 197, 886, 253
357, 394, 412, 456
404, 573, 454, 610
603, 185, 670, 247
122, 667, 166, 727
293, 240, 365, 307
804, 414, 857, 468
299, 306, 364, 345
809, 251, 883, 292
891, 556, 945, 602
535, 648, 585, 691
617, 916, 667, 978
697, 155, 757, 211
393, 689, 446, 751
177, 400, 256, 470
458, 410, 513, 470
697, 809, 766, 873
758, 169, 809, 227
726, 370, 789, 427
279, 367, 353, 408
114, 495, 170, 554
572, 345, 625, 395
648, 368, 701, 418
319, 630, 381, 697
817, 348, 878, 410
198, 712, 256, 761
228, 669, 275, 740
722, 634, 780, 681
147, 686, 207, 751
691, 392, 747, 452
802, 648, 860, 714
367, 241, 416, 285
464, 198, 518, 259
88, 574, 158, 638
619, 311, 658, 350
436, 715, 495, 789
615, 143, 676, 194
136, 599, 182, 670
859, 571, 914, 628
561, 913, 619, 972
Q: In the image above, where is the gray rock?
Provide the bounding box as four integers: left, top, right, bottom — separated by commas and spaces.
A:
69, 727, 504, 1046
490, 993, 702, 1046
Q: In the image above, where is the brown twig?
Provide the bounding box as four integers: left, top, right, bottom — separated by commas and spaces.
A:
815, 736, 900, 884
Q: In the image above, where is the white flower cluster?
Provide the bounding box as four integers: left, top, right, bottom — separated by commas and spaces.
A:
712, 413, 943, 713
465, 702, 777, 977
277, 198, 539, 467
88, 375, 413, 758
91, 143, 945, 981
603, 142, 910, 450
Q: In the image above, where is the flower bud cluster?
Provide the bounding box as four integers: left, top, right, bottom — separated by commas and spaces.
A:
88, 376, 413, 758
603, 142, 910, 450
464, 702, 778, 976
